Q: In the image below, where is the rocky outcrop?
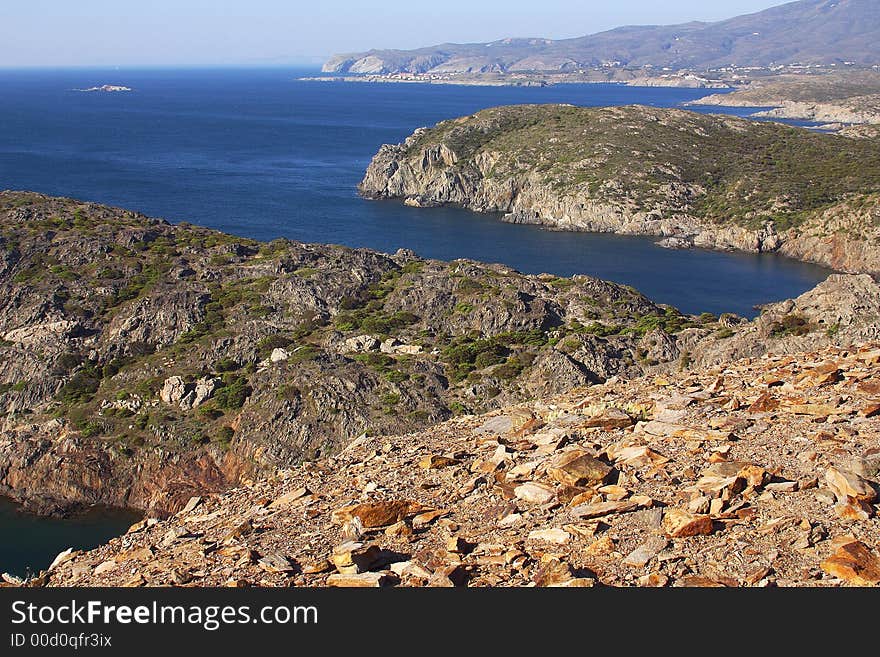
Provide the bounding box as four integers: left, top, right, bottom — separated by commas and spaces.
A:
0, 191, 690, 516
33, 341, 880, 588
1, 191, 876, 519
359, 105, 880, 274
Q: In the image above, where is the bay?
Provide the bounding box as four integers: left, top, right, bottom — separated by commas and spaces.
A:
0, 68, 832, 564
0, 68, 829, 318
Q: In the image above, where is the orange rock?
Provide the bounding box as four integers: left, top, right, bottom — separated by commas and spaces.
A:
547, 449, 612, 487
749, 392, 779, 413
331, 500, 418, 528
821, 541, 880, 585
663, 508, 714, 538
418, 454, 459, 469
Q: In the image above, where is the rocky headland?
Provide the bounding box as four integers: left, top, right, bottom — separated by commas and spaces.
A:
359, 104, 880, 274
691, 72, 880, 127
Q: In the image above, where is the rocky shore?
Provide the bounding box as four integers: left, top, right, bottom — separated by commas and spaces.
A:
359, 105, 880, 274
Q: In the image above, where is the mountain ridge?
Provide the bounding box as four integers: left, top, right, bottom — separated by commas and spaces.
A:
324, 0, 880, 75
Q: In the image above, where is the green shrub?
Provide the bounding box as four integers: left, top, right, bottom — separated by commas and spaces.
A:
384, 370, 409, 383
56, 367, 101, 405
769, 314, 811, 338
214, 375, 252, 410
213, 357, 240, 372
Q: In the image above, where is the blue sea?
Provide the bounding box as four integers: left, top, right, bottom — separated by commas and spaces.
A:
0, 68, 829, 318
0, 69, 833, 575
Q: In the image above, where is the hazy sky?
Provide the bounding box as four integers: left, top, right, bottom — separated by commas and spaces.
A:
1, 0, 790, 67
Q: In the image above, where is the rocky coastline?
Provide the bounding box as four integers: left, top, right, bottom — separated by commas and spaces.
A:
359, 105, 880, 275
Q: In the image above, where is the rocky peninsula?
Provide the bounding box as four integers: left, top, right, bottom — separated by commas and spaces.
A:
359, 104, 880, 274
690, 72, 880, 127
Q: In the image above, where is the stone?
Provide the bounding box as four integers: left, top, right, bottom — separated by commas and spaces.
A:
326, 572, 391, 587
341, 517, 365, 541
688, 496, 711, 514
93, 560, 118, 576
222, 519, 253, 543
662, 508, 714, 538
580, 408, 633, 429
527, 528, 571, 545
532, 555, 575, 586
612, 446, 669, 468
585, 535, 616, 556
428, 565, 470, 587
835, 500, 874, 520
270, 348, 290, 362
192, 377, 220, 407
598, 484, 629, 501
126, 518, 158, 534
825, 467, 876, 503
48, 548, 77, 571
342, 335, 380, 353
738, 465, 769, 489
569, 499, 639, 520
638, 573, 669, 587
159, 376, 190, 406
764, 481, 799, 493
623, 537, 669, 568
748, 393, 779, 413
821, 541, 880, 585
497, 513, 523, 528
331, 500, 416, 528
784, 403, 839, 417
445, 536, 474, 554
861, 402, 880, 418
418, 454, 459, 469
477, 410, 534, 436
849, 452, 880, 480
180, 496, 203, 515
258, 553, 296, 574
269, 487, 310, 508
389, 561, 432, 579
547, 449, 612, 487
411, 508, 449, 527
330, 542, 382, 574
384, 520, 413, 538
514, 482, 556, 505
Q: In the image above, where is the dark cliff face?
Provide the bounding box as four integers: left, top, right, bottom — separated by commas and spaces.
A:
0, 191, 695, 515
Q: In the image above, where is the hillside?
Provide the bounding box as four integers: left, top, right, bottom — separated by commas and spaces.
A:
324, 0, 880, 75
29, 340, 880, 588
360, 104, 880, 273
2, 191, 878, 525
691, 71, 880, 125
0, 191, 695, 516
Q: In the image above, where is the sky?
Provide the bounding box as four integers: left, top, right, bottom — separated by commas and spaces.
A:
0, 0, 791, 67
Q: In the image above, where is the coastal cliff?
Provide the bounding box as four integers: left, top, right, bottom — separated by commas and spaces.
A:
359, 105, 880, 274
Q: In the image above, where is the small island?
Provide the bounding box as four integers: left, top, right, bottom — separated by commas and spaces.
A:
74, 84, 133, 93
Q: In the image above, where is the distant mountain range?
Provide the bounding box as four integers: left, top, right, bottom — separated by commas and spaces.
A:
323, 0, 880, 74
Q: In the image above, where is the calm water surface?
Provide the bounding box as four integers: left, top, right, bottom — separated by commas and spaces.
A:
0, 498, 140, 577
